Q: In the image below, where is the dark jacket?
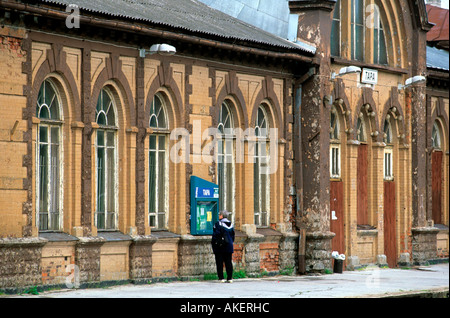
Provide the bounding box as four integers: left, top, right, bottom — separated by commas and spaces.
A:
212, 218, 235, 254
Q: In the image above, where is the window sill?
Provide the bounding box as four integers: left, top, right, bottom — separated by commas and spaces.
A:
331, 56, 408, 75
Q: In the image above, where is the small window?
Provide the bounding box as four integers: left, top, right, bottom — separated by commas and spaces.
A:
384, 148, 393, 180
432, 121, 441, 149
357, 116, 366, 142
330, 144, 341, 179
383, 120, 392, 144
330, 106, 340, 140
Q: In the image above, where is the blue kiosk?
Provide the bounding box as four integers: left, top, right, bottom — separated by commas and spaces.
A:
190, 176, 219, 235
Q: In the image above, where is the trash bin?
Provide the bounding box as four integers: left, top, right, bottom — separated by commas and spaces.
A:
333, 259, 343, 274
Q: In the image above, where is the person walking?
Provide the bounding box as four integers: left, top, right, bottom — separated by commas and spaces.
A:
211, 210, 235, 283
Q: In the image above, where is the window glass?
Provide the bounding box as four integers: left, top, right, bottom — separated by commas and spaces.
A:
357, 117, 366, 142
37, 80, 61, 231
148, 94, 168, 230
149, 94, 168, 130
432, 121, 441, 149
254, 105, 270, 227
217, 101, 235, 217
384, 120, 392, 144
95, 88, 117, 230
331, 0, 341, 56
37, 79, 60, 120
351, 0, 365, 61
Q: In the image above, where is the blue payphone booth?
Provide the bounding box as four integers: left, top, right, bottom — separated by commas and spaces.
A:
190, 176, 219, 235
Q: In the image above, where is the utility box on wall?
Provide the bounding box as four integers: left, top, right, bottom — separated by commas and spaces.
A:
190, 176, 219, 235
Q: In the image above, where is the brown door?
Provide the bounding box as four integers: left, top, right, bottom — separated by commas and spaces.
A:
357, 144, 368, 225
330, 180, 345, 254
384, 181, 397, 268
432, 150, 443, 225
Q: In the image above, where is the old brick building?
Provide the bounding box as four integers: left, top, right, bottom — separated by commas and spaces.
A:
0, 0, 448, 291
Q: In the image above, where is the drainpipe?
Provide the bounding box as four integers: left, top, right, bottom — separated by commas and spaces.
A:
294, 66, 316, 274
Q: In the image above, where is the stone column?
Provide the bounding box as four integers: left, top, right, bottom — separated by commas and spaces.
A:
407, 10, 437, 265
75, 236, 105, 286
289, 0, 336, 272
0, 237, 47, 289
129, 235, 157, 283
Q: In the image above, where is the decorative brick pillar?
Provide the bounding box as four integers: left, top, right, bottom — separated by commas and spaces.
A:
244, 234, 264, 277
0, 237, 47, 289
279, 232, 299, 274
75, 237, 105, 285
305, 231, 334, 272
129, 235, 157, 283
411, 227, 439, 266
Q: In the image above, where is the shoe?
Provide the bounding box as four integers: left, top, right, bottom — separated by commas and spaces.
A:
220, 279, 226, 283
227, 280, 233, 283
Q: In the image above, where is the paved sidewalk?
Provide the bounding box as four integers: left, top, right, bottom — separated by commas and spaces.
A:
17, 263, 448, 299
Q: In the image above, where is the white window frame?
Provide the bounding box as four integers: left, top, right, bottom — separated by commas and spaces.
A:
330, 143, 341, 179
37, 123, 63, 231
148, 134, 169, 230
254, 105, 270, 227
217, 101, 235, 221
351, 0, 365, 61
95, 88, 118, 230
36, 79, 63, 232
148, 93, 169, 230
383, 147, 394, 181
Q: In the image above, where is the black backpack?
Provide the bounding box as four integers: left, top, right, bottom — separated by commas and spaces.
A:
212, 225, 228, 249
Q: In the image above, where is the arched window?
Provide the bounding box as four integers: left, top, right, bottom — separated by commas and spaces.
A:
330, 106, 341, 178
383, 119, 393, 180
217, 100, 235, 218
372, 3, 388, 65
383, 119, 392, 144
331, 0, 341, 57
254, 105, 270, 227
148, 93, 169, 229
36, 79, 62, 231
351, 0, 365, 61
356, 115, 366, 142
432, 121, 442, 149
330, 0, 387, 64
95, 88, 117, 230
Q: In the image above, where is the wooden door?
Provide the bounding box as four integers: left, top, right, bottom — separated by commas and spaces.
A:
357, 144, 368, 225
384, 181, 397, 268
330, 180, 345, 254
432, 151, 443, 225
